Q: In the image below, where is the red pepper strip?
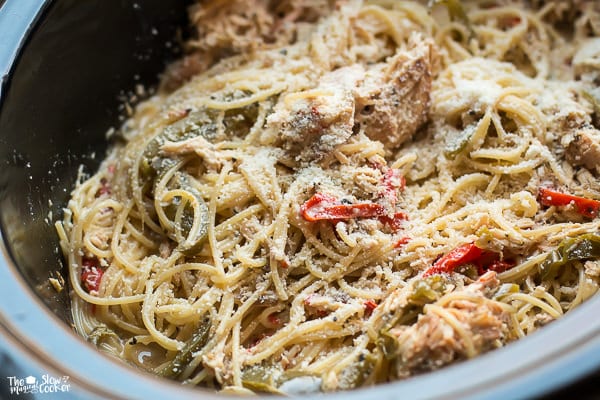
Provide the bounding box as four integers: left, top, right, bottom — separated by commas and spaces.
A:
300, 193, 337, 221
96, 178, 111, 197
423, 243, 484, 277
248, 332, 272, 349
470, 250, 499, 275
423, 243, 515, 277
320, 203, 386, 220
538, 187, 600, 218
394, 236, 411, 248
81, 257, 104, 293
379, 212, 409, 232
486, 260, 515, 274
267, 313, 282, 326
381, 168, 405, 205
364, 299, 378, 316
502, 16, 521, 28
301, 193, 387, 222
301, 193, 410, 232
467, 249, 515, 275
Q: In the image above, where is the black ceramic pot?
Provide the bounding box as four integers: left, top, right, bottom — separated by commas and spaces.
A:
1, 1, 600, 399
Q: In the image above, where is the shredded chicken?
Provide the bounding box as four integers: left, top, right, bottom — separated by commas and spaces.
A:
585, 260, 600, 277
268, 36, 436, 162
268, 66, 361, 163
541, 82, 600, 173
379, 272, 512, 378
161, 135, 223, 169
390, 275, 510, 378
564, 127, 600, 173
355, 35, 436, 148
161, 0, 337, 92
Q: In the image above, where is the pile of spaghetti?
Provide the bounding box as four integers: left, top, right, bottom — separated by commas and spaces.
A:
56, 0, 600, 393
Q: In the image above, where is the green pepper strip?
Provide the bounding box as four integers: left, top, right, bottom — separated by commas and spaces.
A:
540, 232, 600, 280
158, 317, 211, 379
241, 365, 283, 394
168, 172, 209, 254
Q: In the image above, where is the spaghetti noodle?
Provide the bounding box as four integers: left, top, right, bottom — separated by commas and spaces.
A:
56, 0, 600, 393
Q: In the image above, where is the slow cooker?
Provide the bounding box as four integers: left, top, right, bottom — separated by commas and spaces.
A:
1, 1, 600, 399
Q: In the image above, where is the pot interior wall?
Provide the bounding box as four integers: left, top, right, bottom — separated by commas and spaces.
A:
0, 0, 189, 323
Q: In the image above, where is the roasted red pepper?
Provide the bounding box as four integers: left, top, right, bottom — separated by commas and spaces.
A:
96, 178, 111, 197
538, 187, 600, 218
267, 313, 282, 327
380, 168, 405, 205
301, 169, 407, 229
486, 260, 515, 274
394, 236, 411, 248
247, 332, 272, 349
380, 212, 409, 232
423, 242, 512, 277
81, 257, 104, 293
300, 193, 387, 221
300, 193, 408, 232
424, 243, 483, 276
364, 299, 378, 316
